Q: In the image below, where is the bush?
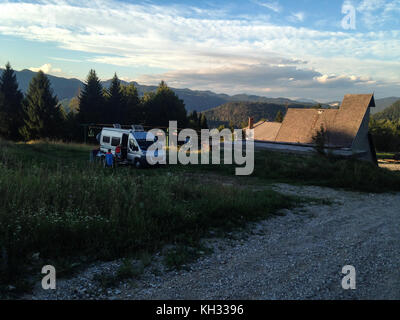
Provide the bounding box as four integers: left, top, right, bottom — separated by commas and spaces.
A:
312, 124, 327, 155
370, 119, 400, 152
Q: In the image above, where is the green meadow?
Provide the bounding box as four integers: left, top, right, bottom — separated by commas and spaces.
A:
1, 139, 400, 296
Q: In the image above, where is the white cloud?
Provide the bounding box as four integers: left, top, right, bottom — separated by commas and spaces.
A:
288, 12, 305, 23
358, 0, 386, 11
134, 63, 394, 100
253, 1, 282, 13
0, 0, 398, 99
29, 63, 62, 74
357, 0, 400, 28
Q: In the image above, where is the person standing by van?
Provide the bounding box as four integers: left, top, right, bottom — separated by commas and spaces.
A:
115, 144, 122, 160
105, 149, 114, 168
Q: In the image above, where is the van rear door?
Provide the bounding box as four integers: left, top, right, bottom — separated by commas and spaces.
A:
121, 133, 129, 159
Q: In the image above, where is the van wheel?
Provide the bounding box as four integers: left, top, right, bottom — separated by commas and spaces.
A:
134, 159, 142, 169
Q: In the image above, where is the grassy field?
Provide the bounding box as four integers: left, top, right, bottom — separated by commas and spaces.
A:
0, 139, 301, 296
2, 139, 400, 296
176, 149, 400, 193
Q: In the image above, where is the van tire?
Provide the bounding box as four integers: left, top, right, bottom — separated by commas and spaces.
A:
134, 159, 142, 169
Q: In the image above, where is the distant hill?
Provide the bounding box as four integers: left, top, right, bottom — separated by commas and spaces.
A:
9, 69, 83, 100
373, 97, 400, 114
372, 99, 400, 121
204, 101, 312, 128
296, 98, 319, 104
2, 68, 398, 116
1, 69, 232, 112
0, 68, 319, 113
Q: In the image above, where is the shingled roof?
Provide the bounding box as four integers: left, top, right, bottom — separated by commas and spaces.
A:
276, 94, 375, 147
247, 94, 375, 148
252, 121, 282, 141
329, 94, 375, 147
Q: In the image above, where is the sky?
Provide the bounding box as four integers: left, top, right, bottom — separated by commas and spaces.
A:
0, 0, 399, 101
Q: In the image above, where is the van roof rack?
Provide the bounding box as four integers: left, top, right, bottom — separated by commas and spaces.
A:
131, 124, 144, 132
113, 124, 121, 129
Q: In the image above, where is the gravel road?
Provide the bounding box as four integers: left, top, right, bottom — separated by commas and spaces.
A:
25, 184, 400, 300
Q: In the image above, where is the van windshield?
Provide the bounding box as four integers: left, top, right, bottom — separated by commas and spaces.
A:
137, 139, 156, 150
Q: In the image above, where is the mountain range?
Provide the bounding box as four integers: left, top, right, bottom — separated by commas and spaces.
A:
2, 68, 398, 116
204, 101, 310, 128
372, 100, 400, 121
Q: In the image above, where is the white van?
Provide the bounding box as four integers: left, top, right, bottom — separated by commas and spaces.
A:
97, 125, 165, 168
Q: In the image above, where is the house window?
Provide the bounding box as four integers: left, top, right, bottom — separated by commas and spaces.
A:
102, 136, 110, 143
111, 137, 120, 146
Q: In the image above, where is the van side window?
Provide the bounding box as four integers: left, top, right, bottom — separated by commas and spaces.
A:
111, 137, 120, 146
129, 139, 138, 151
102, 136, 110, 143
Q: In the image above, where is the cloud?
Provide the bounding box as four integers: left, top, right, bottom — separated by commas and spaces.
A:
29, 63, 62, 74
138, 63, 320, 86
357, 0, 400, 28
50, 57, 83, 63
288, 12, 305, 23
253, 1, 282, 13
358, 0, 386, 11
0, 0, 398, 99
135, 63, 397, 100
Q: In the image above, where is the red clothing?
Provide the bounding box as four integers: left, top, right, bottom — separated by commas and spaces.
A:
115, 146, 121, 154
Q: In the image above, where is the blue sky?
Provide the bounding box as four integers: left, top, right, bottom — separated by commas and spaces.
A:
0, 0, 399, 101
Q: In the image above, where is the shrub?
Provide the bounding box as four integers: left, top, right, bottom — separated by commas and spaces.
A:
312, 124, 327, 155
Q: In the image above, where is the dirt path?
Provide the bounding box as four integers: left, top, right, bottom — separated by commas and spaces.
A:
379, 163, 400, 171
26, 184, 400, 300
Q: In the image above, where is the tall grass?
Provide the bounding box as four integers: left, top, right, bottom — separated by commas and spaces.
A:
177, 150, 400, 193
0, 141, 296, 292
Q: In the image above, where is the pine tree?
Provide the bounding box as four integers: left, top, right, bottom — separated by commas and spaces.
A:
20, 71, 63, 140
145, 81, 187, 127
63, 111, 81, 142
0, 62, 24, 140
199, 113, 208, 129
188, 110, 199, 129
0, 91, 4, 133
68, 97, 80, 114
121, 83, 142, 124
78, 70, 105, 124
106, 73, 124, 124
189, 110, 198, 123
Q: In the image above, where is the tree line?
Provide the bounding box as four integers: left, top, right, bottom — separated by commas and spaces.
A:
0, 63, 208, 142
369, 100, 400, 152
369, 118, 400, 152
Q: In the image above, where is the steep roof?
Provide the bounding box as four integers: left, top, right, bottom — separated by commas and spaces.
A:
276, 94, 375, 147
252, 121, 282, 141
247, 94, 375, 148
275, 109, 340, 145
330, 94, 375, 147
275, 109, 319, 144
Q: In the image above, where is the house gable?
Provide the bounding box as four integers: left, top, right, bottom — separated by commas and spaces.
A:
274, 94, 374, 148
